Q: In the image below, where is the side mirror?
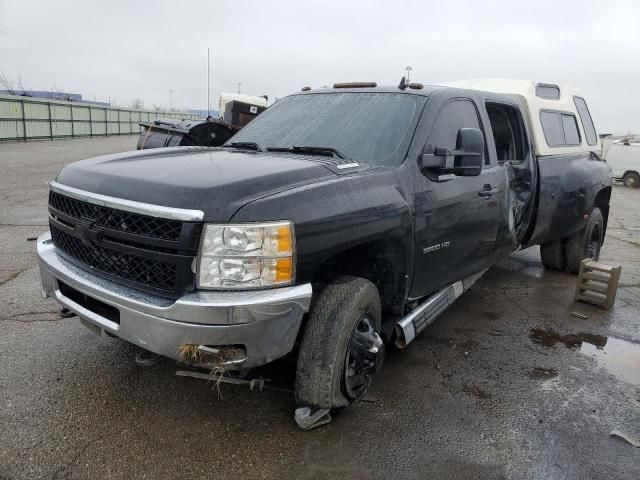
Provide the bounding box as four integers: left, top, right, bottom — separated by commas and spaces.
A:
419, 127, 484, 177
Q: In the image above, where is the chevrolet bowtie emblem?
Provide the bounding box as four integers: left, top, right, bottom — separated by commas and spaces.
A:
75, 219, 104, 246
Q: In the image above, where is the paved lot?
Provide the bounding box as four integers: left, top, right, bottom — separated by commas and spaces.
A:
1, 137, 639, 480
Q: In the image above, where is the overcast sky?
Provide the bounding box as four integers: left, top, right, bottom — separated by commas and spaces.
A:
1, 0, 638, 133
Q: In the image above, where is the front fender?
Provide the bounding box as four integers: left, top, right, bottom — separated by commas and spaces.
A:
230, 168, 413, 302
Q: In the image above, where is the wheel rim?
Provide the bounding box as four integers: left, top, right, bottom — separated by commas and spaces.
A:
587, 223, 601, 259
626, 176, 638, 187
343, 314, 384, 399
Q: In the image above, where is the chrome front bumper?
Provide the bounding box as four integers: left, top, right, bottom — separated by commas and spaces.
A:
37, 232, 313, 369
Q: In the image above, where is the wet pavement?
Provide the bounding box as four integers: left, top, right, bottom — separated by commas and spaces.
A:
1, 137, 639, 479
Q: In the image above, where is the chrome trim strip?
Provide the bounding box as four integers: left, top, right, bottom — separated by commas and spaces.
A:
336, 162, 360, 169
49, 181, 205, 222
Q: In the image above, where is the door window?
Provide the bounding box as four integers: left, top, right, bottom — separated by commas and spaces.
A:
486, 102, 528, 163
428, 99, 487, 165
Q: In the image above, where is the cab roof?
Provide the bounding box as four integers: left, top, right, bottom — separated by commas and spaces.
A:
295, 79, 600, 156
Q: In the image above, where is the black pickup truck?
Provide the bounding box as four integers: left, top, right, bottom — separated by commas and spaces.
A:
38, 79, 612, 429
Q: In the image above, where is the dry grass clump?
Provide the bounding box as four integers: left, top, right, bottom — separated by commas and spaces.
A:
178, 343, 204, 364
177, 344, 246, 399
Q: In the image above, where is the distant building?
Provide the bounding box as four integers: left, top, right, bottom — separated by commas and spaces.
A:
0, 90, 109, 106
189, 108, 219, 118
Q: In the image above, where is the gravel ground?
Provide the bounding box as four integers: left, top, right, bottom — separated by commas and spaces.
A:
0, 137, 639, 480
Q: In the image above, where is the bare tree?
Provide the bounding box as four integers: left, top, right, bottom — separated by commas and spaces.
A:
131, 98, 144, 110
0, 72, 29, 95
50, 83, 72, 101
0, 71, 17, 95
15, 73, 27, 95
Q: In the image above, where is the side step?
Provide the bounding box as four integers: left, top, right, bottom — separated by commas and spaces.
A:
395, 270, 486, 348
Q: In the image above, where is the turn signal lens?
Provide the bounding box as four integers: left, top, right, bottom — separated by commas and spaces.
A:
275, 257, 293, 282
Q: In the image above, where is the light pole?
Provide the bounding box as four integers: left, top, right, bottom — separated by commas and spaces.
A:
207, 48, 211, 116
237, 82, 242, 94
405, 66, 412, 83
169, 89, 173, 110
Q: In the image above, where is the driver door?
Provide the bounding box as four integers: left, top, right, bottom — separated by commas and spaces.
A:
410, 97, 507, 298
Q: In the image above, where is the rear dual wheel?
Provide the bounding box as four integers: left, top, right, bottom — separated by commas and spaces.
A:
565, 207, 603, 273
540, 207, 604, 274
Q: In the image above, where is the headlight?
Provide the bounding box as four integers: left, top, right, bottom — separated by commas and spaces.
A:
197, 221, 295, 289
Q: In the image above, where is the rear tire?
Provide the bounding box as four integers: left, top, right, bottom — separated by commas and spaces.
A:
623, 172, 640, 188
540, 240, 566, 271
565, 207, 604, 274
295, 276, 384, 410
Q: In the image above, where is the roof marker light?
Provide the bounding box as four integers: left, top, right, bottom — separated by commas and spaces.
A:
333, 82, 377, 89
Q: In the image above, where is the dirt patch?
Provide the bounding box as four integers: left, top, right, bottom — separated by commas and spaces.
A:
482, 311, 500, 320
463, 385, 493, 400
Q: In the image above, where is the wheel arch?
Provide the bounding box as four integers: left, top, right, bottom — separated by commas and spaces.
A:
312, 238, 409, 339
593, 186, 611, 240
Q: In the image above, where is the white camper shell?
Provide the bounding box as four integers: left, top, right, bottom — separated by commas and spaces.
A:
441, 79, 600, 157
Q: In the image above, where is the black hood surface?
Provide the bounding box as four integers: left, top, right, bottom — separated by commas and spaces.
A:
55, 147, 336, 221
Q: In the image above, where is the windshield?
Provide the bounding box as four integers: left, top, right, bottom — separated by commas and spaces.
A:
227, 92, 425, 165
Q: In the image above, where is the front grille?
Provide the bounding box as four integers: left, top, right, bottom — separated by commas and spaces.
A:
51, 226, 178, 291
49, 191, 201, 297
49, 191, 183, 240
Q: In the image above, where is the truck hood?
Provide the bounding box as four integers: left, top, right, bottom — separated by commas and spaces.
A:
54, 147, 339, 221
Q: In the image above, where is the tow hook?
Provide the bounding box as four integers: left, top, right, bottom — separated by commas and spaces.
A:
58, 307, 76, 318
134, 349, 162, 367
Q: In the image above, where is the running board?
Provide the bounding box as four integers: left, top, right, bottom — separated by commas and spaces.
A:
395, 270, 487, 348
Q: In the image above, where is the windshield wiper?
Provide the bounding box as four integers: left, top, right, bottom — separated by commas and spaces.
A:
226, 141, 264, 152
267, 145, 349, 159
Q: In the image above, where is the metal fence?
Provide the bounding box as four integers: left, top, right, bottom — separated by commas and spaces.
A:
0, 94, 204, 141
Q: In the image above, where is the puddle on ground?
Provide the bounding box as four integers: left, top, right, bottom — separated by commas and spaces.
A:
530, 328, 640, 386
529, 328, 607, 349
580, 337, 640, 386
529, 367, 558, 379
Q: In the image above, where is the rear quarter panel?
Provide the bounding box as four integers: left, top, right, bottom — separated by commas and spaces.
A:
525, 152, 612, 246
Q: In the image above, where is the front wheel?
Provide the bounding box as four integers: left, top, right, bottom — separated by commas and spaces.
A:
295, 276, 384, 411
623, 172, 640, 188
565, 207, 604, 274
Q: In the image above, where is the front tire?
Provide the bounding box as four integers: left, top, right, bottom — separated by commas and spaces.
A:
623, 172, 640, 188
565, 207, 604, 274
295, 276, 384, 411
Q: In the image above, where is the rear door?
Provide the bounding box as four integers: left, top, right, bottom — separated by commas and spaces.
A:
410, 97, 508, 298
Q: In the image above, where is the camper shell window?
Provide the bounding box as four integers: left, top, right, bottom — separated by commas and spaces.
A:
540, 111, 582, 147
573, 96, 598, 145
535, 84, 560, 100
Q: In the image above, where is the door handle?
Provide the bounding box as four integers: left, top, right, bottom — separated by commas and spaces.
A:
478, 184, 498, 197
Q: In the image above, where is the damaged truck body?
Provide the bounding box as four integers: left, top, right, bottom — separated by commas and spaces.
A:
38, 79, 612, 429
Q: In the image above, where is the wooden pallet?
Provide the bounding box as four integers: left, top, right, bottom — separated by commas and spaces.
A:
574, 259, 621, 309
